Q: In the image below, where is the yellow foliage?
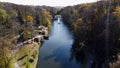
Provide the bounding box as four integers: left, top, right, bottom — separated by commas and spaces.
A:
76, 18, 82, 24
74, 18, 82, 33
26, 15, 33, 23
113, 6, 120, 19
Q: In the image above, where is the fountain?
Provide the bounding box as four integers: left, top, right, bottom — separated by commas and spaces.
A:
58, 17, 60, 22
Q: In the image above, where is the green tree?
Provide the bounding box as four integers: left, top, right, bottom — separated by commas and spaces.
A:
23, 28, 32, 40
8, 11, 18, 19
0, 9, 8, 25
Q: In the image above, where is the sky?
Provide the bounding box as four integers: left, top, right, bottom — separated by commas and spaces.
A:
0, 0, 98, 6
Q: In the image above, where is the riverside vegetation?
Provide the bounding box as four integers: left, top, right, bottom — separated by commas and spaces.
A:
59, 0, 120, 68
0, 0, 120, 68
0, 2, 55, 68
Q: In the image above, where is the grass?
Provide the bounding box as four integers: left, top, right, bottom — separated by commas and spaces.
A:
0, 41, 40, 68
32, 51, 37, 59
14, 42, 40, 68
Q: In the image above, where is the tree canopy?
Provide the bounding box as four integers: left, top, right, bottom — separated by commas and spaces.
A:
0, 9, 8, 25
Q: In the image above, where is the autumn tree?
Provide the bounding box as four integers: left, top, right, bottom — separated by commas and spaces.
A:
112, 6, 120, 45
0, 39, 14, 68
25, 15, 33, 24
74, 18, 87, 42
113, 6, 120, 20
73, 18, 82, 34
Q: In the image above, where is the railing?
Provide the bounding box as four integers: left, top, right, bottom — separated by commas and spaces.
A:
12, 35, 44, 50
12, 26, 48, 50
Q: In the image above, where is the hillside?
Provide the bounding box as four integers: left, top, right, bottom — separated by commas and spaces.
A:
59, 0, 120, 68
0, 0, 120, 68
0, 2, 56, 68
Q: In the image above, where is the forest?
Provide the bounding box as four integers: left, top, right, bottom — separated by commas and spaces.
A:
0, 2, 57, 68
59, 0, 120, 68
0, 0, 120, 68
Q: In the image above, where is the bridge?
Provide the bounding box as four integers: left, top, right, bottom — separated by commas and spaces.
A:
55, 15, 62, 18
54, 15, 62, 21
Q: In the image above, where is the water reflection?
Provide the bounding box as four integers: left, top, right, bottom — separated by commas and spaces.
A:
71, 40, 119, 68
37, 19, 119, 68
37, 20, 80, 68
70, 42, 90, 68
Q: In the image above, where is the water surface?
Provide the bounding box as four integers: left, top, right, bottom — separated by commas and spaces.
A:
37, 20, 80, 68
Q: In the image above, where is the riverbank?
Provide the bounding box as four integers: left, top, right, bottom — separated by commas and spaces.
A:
0, 25, 48, 68
13, 42, 41, 68
12, 26, 48, 68
0, 2, 54, 68
0, 40, 41, 68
